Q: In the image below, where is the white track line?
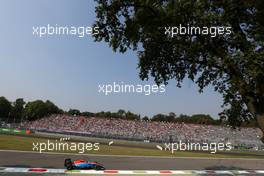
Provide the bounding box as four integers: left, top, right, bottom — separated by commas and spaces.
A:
1, 168, 264, 175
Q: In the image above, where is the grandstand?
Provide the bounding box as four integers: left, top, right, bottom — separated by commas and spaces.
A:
16, 114, 264, 150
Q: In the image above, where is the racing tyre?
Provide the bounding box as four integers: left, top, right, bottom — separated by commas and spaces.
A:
64, 158, 73, 170
95, 165, 105, 170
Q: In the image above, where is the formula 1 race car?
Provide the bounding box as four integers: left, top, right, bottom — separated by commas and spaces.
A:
64, 158, 105, 170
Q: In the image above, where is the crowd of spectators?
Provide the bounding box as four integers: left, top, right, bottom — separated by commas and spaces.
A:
19, 114, 264, 149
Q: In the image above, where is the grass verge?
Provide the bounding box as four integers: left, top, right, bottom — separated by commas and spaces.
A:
0, 134, 263, 159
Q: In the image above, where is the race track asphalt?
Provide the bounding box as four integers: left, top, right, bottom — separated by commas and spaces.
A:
0, 150, 263, 170
0, 174, 64, 176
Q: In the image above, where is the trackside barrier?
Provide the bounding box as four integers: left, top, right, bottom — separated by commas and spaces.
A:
0, 128, 31, 135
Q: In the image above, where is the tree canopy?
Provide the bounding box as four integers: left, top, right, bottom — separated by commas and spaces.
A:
24, 100, 61, 121
0, 96, 257, 127
93, 0, 264, 142
0, 96, 12, 119
10, 98, 25, 122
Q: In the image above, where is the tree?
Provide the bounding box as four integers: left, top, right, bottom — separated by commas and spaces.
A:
142, 116, 149, 121
96, 111, 105, 117
10, 98, 25, 123
190, 114, 216, 125
93, 0, 264, 142
175, 114, 191, 123
152, 114, 167, 122
104, 111, 112, 118
24, 100, 61, 121
24, 100, 47, 121
81, 111, 95, 117
117, 109, 126, 117
152, 113, 176, 122
169, 112, 176, 118
0, 96, 12, 120
125, 111, 140, 120
45, 100, 61, 115
68, 109, 81, 116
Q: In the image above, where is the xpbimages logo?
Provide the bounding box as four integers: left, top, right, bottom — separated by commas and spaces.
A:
164, 24, 232, 38
98, 82, 166, 95
156, 141, 233, 154
32, 138, 100, 153
32, 24, 100, 38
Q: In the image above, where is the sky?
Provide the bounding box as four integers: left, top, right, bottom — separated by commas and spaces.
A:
0, 0, 223, 118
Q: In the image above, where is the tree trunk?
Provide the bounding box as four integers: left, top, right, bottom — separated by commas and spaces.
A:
256, 113, 264, 143
245, 99, 264, 143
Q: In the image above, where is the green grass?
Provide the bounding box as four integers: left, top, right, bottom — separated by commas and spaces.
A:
0, 134, 263, 159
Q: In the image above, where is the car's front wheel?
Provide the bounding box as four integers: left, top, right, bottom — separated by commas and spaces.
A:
94, 165, 105, 170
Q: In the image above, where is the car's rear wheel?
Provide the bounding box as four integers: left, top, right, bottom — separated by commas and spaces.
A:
64, 158, 73, 170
